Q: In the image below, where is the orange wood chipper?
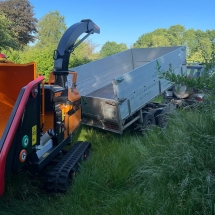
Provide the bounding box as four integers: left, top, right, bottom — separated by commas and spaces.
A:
0, 19, 100, 196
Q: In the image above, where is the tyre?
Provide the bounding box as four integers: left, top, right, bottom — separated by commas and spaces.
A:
142, 112, 155, 131
154, 108, 168, 129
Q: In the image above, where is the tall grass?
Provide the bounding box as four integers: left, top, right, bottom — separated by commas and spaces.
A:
1, 102, 215, 214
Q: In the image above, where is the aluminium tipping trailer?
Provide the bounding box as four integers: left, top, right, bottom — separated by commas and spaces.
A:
69, 46, 186, 134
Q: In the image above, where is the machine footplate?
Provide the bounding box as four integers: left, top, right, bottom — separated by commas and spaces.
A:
45, 141, 91, 192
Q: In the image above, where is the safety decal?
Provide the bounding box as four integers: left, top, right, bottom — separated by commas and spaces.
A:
32, 125, 37, 145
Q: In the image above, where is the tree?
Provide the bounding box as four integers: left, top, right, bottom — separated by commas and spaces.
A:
36, 11, 67, 47
198, 37, 212, 60
85, 39, 99, 60
188, 49, 204, 62
133, 33, 153, 48
183, 29, 196, 58
151, 35, 170, 47
100, 41, 127, 58
0, 12, 17, 50
206, 30, 215, 44
134, 28, 170, 48
134, 25, 215, 63
0, 0, 37, 48
33, 11, 96, 76
2, 11, 97, 81
168, 25, 185, 45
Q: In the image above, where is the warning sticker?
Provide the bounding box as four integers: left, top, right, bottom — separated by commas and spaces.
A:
32, 125, 37, 145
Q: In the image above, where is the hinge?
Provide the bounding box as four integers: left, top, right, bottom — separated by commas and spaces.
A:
181, 47, 186, 51
115, 77, 124, 83
118, 97, 127, 103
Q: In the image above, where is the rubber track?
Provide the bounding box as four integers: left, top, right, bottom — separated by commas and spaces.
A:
46, 141, 91, 192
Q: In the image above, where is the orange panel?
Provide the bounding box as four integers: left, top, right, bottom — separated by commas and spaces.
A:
42, 112, 54, 133
68, 88, 81, 134
62, 104, 81, 137
47, 72, 55, 85
0, 62, 36, 139
69, 108, 81, 133
68, 87, 81, 102
0, 102, 13, 139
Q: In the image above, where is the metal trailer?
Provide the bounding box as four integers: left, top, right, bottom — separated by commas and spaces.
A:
69, 46, 186, 134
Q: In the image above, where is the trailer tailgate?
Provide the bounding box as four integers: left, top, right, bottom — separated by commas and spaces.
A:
81, 96, 121, 133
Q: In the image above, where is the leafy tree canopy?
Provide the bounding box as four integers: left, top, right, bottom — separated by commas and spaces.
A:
0, 12, 18, 50
3, 11, 99, 80
36, 11, 67, 47
0, 0, 37, 48
100, 41, 127, 58
134, 25, 215, 63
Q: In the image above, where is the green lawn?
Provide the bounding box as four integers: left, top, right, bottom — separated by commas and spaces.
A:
1, 104, 215, 215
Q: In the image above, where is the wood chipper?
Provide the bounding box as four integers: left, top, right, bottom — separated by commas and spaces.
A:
0, 19, 100, 196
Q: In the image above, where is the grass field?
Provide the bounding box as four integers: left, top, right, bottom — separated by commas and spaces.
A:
1, 103, 215, 215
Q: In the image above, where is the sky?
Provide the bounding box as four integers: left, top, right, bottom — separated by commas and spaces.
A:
30, 0, 215, 51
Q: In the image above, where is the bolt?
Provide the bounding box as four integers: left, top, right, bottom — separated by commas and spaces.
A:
32, 88, 38, 98
34, 89, 38, 95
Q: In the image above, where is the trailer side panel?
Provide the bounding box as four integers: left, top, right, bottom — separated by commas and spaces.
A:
113, 47, 186, 120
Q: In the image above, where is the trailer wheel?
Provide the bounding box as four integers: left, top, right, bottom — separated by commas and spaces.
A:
142, 112, 155, 132
154, 109, 168, 129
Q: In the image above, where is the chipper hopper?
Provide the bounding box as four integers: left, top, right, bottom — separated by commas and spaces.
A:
0, 19, 100, 196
